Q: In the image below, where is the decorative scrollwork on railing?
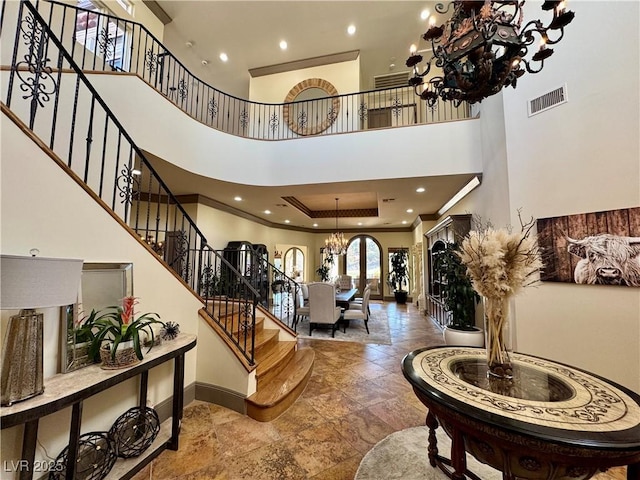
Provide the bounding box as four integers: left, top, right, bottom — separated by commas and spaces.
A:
358, 101, 368, 120
177, 79, 188, 100
269, 113, 279, 132
296, 110, 307, 130
20, 12, 43, 57
115, 164, 140, 206
239, 109, 249, 129
208, 99, 218, 118
327, 106, 338, 124
144, 49, 157, 74
15, 13, 57, 113
97, 27, 114, 57
392, 98, 402, 118
237, 301, 253, 332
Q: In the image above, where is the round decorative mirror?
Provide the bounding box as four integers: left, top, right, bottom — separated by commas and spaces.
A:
283, 78, 340, 136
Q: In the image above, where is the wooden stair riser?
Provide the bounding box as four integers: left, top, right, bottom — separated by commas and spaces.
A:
255, 343, 296, 390
246, 348, 315, 422
253, 329, 280, 358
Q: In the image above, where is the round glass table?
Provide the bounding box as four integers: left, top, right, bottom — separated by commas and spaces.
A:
402, 346, 640, 480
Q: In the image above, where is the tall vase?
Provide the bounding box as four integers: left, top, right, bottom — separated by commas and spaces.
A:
483, 296, 513, 379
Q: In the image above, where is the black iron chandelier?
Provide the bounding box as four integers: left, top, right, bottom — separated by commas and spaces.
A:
406, 1, 575, 106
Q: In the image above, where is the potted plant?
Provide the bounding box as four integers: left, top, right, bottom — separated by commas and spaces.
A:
316, 252, 335, 282
433, 242, 483, 346
387, 249, 410, 304
88, 296, 165, 369
65, 308, 100, 371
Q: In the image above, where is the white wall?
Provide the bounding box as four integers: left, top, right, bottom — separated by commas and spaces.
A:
0, 115, 201, 477
88, 74, 483, 187
249, 59, 361, 102
505, 1, 639, 391
414, 2, 640, 392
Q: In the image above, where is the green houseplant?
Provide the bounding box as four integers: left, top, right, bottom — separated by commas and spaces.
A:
433, 242, 483, 346
316, 252, 335, 282
88, 296, 165, 367
387, 249, 410, 304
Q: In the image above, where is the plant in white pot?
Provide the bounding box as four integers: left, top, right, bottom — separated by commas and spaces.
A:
434, 242, 483, 347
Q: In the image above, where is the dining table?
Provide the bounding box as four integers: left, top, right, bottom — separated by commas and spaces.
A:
335, 288, 358, 309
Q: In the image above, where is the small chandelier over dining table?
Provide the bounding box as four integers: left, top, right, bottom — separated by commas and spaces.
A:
406, 0, 575, 107
325, 198, 349, 256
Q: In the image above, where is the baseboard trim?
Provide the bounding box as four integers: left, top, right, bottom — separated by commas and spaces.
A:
155, 381, 196, 422
195, 381, 247, 415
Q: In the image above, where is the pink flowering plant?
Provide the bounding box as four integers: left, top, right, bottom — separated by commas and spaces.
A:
88, 296, 164, 361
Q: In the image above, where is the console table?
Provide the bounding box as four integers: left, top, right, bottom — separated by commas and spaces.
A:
1, 333, 196, 480
402, 346, 640, 480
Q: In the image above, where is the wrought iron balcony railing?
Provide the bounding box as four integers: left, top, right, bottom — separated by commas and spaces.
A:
3, 0, 472, 141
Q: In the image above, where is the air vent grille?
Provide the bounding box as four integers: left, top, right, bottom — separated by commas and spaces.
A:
373, 72, 410, 90
528, 84, 568, 117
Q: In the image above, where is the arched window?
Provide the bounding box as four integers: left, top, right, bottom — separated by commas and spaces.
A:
284, 247, 304, 281
345, 235, 382, 299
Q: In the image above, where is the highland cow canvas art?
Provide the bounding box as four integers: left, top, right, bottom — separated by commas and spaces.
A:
537, 207, 640, 286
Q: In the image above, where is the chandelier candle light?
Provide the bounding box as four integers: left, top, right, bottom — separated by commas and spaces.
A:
406, 0, 575, 106
325, 198, 349, 256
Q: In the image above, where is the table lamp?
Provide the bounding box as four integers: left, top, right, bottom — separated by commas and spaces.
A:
1, 253, 83, 406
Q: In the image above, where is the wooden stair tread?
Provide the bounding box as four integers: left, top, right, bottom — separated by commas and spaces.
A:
255, 341, 296, 377
246, 348, 315, 421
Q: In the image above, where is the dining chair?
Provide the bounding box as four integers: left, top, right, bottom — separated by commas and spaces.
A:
349, 284, 371, 315
293, 283, 309, 331
307, 282, 342, 337
343, 287, 371, 334
337, 274, 353, 291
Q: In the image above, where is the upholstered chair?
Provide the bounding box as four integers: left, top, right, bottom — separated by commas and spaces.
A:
337, 274, 353, 291
293, 283, 310, 331
308, 282, 342, 337
343, 287, 371, 334
349, 284, 371, 315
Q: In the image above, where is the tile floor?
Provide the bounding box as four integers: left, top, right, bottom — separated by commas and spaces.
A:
132, 302, 627, 480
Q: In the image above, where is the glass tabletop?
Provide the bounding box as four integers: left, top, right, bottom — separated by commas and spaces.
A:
450, 358, 574, 402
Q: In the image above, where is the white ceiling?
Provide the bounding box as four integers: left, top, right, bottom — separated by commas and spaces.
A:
156, 1, 437, 98
145, 1, 473, 231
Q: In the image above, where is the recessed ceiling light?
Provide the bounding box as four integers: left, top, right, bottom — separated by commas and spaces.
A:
313, 223, 318, 227
219, 52, 228, 62
234, 196, 242, 201
358, 222, 363, 226
416, 187, 426, 193
347, 24, 356, 35
402, 220, 408, 224
279, 40, 287, 50
284, 219, 290, 224
420, 9, 430, 20
406, 208, 414, 213
264, 210, 271, 214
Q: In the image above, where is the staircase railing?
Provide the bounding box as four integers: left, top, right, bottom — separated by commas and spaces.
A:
5, 0, 472, 141
214, 246, 302, 330
1, 0, 258, 364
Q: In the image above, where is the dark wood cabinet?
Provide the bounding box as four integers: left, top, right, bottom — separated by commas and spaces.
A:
424, 215, 471, 328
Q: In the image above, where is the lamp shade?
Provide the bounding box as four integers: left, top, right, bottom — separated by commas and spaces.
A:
1, 255, 83, 309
